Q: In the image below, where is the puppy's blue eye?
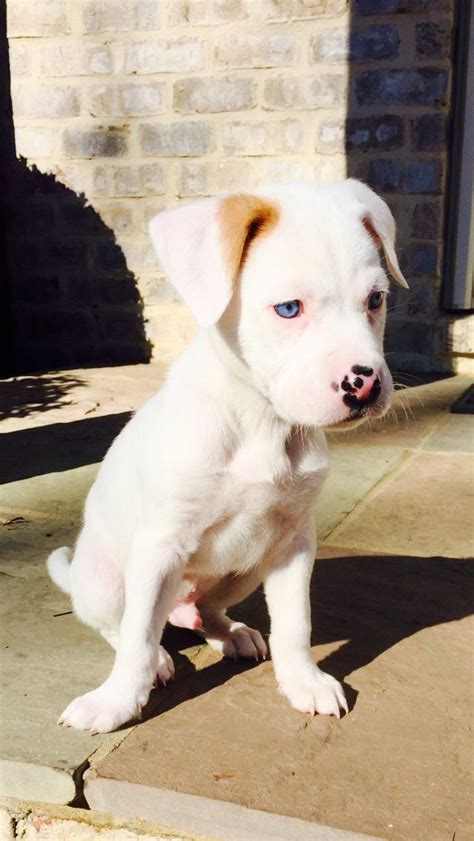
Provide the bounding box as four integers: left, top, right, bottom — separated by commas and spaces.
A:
274, 300, 301, 319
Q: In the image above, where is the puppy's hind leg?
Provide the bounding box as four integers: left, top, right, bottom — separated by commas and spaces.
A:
67, 529, 125, 643
197, 571, 267, 661
58, 530, 186, 733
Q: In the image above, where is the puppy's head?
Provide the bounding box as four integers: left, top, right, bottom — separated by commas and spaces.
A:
149, 180, 408, 430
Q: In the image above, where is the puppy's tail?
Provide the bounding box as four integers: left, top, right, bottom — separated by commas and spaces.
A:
46, 546, 72, 595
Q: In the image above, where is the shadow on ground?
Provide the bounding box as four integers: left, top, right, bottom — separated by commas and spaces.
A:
0, 411, 132, 482
0, 372, 86, 422
140, 552, 473, 724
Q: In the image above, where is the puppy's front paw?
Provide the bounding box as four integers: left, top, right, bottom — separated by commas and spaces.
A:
279, 665, 348, 718
58, 679, 150, 733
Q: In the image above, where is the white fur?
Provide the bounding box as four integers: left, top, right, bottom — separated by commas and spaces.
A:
48, 180, 406, 732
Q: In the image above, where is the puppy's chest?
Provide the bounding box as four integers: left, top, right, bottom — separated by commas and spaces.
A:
192, 433, 328, 575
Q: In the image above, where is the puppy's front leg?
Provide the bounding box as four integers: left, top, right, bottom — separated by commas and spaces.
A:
264, 522, 348, 718
59, 530, 184, 733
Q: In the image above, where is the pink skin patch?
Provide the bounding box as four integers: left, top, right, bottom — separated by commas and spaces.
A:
168, 573, 220, 631
168, 602, 202, 631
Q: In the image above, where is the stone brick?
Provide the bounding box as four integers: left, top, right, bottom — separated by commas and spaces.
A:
411, 113, 446, 152
222, 119, 303, 155
8, 42, 31, 76
62, 128, 128, 158
121, 239, 160, 271
86, 84, 116, 117
263, 75, 345, 110
97, 202, 134, 234
40, 42, 113, 76
416, 21, 452, 59
83, 0, 134, 32
347, 115, 404, 152
126, 39, 202, 74
216, 32, 296, 69
316, 121, 345, 153
355, 68, 448, 106
7, 1, 70, 36
262, 0, 348, 21
263, 158, 317, 183
92, 166, 113, 196
14, 127, 53, 158
168, 0, 248, 26
412, 201, 441, 240
356, 0, 451, 12
139, 164, 166, 194
55, 164, 95, 197
178, 160, 255, 197
135, 1, 160, 30
12, 84, 80, 118
142, 277, 178, 305
174, 77, 256, 114
369, 159, 441, 193
139, 122, 214, 156
401, 243, 438, 277
92, 166, 137, 196
317, 114, 403, 153
88, 81, 166, 120
385, 318, 434, 360
83, 0, 159, 33
311, 24, 399, 63
120, 83, 165, 115
177, 163, 207, 196
405, 278, 437, 317
138, 198, 168, 227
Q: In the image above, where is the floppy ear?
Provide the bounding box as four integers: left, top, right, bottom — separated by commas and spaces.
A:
344, 178, 409, 289
148, 193, 279, 326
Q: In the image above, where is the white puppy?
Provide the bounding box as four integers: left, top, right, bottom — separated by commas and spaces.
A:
47, 179, 407, 733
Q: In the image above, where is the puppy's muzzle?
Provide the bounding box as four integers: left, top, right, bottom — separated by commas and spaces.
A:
340, 365, 382, 418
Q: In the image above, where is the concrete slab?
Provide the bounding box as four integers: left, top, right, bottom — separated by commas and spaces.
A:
87, 779, 383, 841
314, 445, 403, 539
1, 369, 472, 840
422, 413, 474, 453
0, 526, 113, 801
325, 451, 474, 558
87, 550, 473, 841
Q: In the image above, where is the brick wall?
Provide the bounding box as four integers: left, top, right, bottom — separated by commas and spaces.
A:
5, 0, 467, 374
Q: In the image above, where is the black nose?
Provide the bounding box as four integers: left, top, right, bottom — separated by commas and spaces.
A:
351, 365, 373, 376
341, 372, 381, 414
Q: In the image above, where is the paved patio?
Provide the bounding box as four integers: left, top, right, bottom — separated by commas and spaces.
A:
0, 367, 473, 841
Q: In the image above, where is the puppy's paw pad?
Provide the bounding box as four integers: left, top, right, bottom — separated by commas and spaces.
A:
155, 645, 175, 686
281, 669, 348, 719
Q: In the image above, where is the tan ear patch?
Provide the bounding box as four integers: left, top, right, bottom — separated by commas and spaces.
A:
362, 215, 382, 247
218, 193, 279, 286
362, 212, 408, 289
